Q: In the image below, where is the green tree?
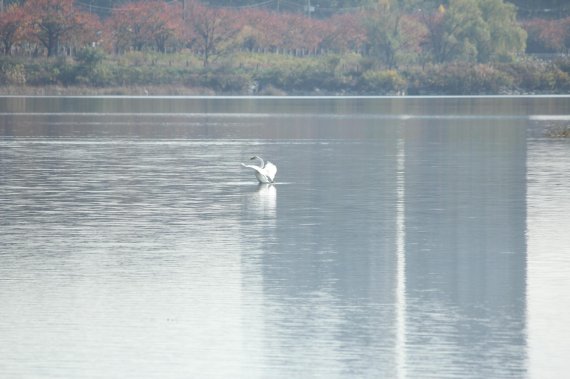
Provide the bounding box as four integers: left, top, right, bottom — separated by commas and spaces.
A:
438, 0, 486, 63
477, 0, 527, 61
364, 0, 426, 68
425, 0, 526, 63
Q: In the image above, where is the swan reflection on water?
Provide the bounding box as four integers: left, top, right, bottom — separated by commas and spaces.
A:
244, 183, 276, 217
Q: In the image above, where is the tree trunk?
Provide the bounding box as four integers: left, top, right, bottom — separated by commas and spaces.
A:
3, 41, 12, 55
47, 34, 58, 57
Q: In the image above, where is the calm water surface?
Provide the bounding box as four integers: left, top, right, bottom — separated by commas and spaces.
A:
1, 96, 569, 378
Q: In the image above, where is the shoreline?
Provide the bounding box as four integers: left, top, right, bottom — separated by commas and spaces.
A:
1, 85, 567, 98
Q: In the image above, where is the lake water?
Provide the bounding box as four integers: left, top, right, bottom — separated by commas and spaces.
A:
1, 96, 569, 378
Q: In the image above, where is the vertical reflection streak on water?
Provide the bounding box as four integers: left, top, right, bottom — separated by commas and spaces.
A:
403, 119, 528, 378
396, 134, 407, 379
527, 139, 570, 378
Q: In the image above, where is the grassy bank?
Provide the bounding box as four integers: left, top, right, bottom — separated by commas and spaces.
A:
1, 51, 569, 96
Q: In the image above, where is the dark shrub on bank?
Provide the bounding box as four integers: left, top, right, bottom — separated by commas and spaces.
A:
192, 69, 252, 93
404, 63, 514, 95
254, 61, 347, 94
357, 70, 406, 95
496, 58, 570, 93
0, 57, 26, 85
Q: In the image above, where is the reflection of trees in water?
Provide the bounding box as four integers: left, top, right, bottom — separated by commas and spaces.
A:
403, 120, 527, 378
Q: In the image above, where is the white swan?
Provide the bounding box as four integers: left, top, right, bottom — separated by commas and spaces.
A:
241, 156, 277, 184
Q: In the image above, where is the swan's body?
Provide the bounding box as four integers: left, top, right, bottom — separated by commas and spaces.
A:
241, 156, 277, 184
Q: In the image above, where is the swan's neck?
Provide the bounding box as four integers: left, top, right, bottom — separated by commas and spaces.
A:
256, 157, 265, 168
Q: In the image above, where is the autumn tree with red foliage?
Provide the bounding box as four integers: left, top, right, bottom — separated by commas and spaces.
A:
107, 0, 183, 54
23, 0, 97, 57
237, 9, 279, 52
71, 12, 102, 50
149, 1, 184, 53
274, 13, 322, 53
523, 17, 570, 54
237, 9, 365, 54
319, 13, 367, 53
0, 3, 26, 55
186, 2, 240, 67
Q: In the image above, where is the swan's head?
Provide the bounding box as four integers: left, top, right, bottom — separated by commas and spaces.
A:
250, 156, 263, 165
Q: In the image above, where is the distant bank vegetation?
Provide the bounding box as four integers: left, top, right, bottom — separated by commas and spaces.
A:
0, 0, 569, 95
2, 51, 569, 95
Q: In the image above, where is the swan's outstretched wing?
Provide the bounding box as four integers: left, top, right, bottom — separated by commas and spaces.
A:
264, 161, 277, 182
242, 163, 270, 183
241, 163, 263, 174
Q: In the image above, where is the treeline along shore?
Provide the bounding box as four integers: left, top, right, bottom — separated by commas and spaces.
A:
0, 0, 569, 95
